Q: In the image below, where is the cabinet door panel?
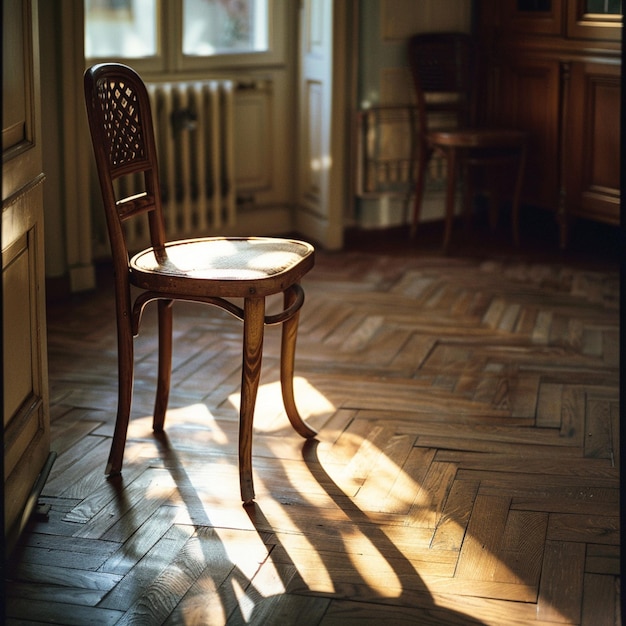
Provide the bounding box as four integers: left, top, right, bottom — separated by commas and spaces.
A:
493, 58, 561, 210
502, 0, 564, 34
567, 0, 622, 41
565, 61, 620, 223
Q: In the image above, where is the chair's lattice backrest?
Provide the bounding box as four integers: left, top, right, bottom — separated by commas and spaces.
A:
408, 33, 476, 130
98, 78, 148, 173
85, 63, 166, 252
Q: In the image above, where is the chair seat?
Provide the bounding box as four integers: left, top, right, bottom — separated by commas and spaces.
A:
428, 128, 526, 149
130, 236, 315, 297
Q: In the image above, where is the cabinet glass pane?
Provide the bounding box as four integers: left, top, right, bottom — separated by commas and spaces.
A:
85, 0, 157, 59
183, 0, 268, 56
585, 0, 622, 13
517, 0, 552, 11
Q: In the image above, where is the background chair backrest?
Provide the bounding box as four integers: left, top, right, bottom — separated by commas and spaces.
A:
84, 63, 166, 256
407, 32, 477, 133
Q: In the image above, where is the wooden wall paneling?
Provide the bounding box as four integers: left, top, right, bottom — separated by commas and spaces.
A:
477, 0, 621, 246
494, 57, 562, 211
501, 0, 565, 35
564, 60, 621, 224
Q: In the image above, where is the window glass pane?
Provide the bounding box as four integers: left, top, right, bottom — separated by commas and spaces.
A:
183, 0, 268, 56
585, 0, 622, 13
85, 0, 157, 59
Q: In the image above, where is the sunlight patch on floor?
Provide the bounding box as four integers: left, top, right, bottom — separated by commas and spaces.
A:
228, 376, 336, 433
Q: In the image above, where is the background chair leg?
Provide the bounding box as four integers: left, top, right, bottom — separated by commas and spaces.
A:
106, 318, 134, 476
511, 143, 527, 247
462, 158, 474, 229
443, 148, 458, 253
280, 286, 317, 439
239, 297, 265, 505
153, 299, 173, 432
410, 151, 431, 239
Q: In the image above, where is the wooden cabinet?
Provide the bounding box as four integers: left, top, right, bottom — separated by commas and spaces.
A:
477, 0, 621, 246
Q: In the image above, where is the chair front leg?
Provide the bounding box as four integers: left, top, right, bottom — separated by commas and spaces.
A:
239, 297, 265, 504
153, 299, 173, 432
281, 285, 317, 439
106, 309, 134, 476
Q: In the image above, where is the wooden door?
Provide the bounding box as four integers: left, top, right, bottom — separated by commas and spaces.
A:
295, 0, 354, 250
3, 0, 50, 552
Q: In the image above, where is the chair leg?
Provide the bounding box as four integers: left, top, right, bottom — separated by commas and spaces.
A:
443, 147, 458, 253
239, 297, 265, 505
105, 313, 134, 476
462, 157, 473, 229
511, 143, 527, 247
280, 285, 317, 439
153, 299, 173, 432
488, 186, 499, 232
410, 148, 431, 239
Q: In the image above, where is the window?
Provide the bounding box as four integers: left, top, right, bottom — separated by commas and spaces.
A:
85, 0, 157, 59
183, 0, 268, 56
84, 0, 284, 73
585, 0, 622, 13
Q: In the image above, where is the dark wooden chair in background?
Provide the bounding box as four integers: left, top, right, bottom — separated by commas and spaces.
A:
84, 63, 317, 504
407, 32, 527, 252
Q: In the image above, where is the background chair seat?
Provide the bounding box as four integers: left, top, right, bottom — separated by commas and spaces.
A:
408, 32, 527, 252
428, 128, 526, 150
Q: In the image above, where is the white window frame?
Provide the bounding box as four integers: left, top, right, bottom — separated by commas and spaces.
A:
84, 0, 288, 76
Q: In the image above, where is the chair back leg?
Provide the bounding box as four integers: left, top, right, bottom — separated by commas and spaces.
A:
443, 147, 459, 253
511, 143, 527, 247
410, 147, 432, 239
280, 285, 317, 438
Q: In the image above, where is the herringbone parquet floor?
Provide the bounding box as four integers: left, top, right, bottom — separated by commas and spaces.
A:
5, 218, 621, 625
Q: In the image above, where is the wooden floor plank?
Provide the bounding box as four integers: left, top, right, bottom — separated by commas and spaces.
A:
536, 540, 586, 624
98, 523, 197, 612
580, 573, 620, 626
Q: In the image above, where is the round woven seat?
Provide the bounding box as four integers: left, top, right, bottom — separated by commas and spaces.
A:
130, 237, 315, 297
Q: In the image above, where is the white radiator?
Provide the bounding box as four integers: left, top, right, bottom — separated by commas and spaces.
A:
355, 106, 450, 198
118, 79, 237, 249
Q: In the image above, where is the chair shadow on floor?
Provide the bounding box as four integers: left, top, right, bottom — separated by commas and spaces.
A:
150, 428, 486, 625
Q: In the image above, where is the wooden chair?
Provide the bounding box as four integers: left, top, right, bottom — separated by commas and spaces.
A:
84, 63, 317, 504
407, 32, 527, 252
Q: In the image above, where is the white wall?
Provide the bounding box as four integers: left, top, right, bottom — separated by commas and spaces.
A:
39, 1, 66, 279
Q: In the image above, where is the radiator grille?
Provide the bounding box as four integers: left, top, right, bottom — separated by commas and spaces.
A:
117, 79, 237, 249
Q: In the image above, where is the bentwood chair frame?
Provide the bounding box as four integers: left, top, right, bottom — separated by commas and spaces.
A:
84, 63, 316, 504
408, 32, 527, 252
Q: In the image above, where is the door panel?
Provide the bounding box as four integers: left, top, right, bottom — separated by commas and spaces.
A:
296, 0, 354, 250
2, 0, 49, 551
